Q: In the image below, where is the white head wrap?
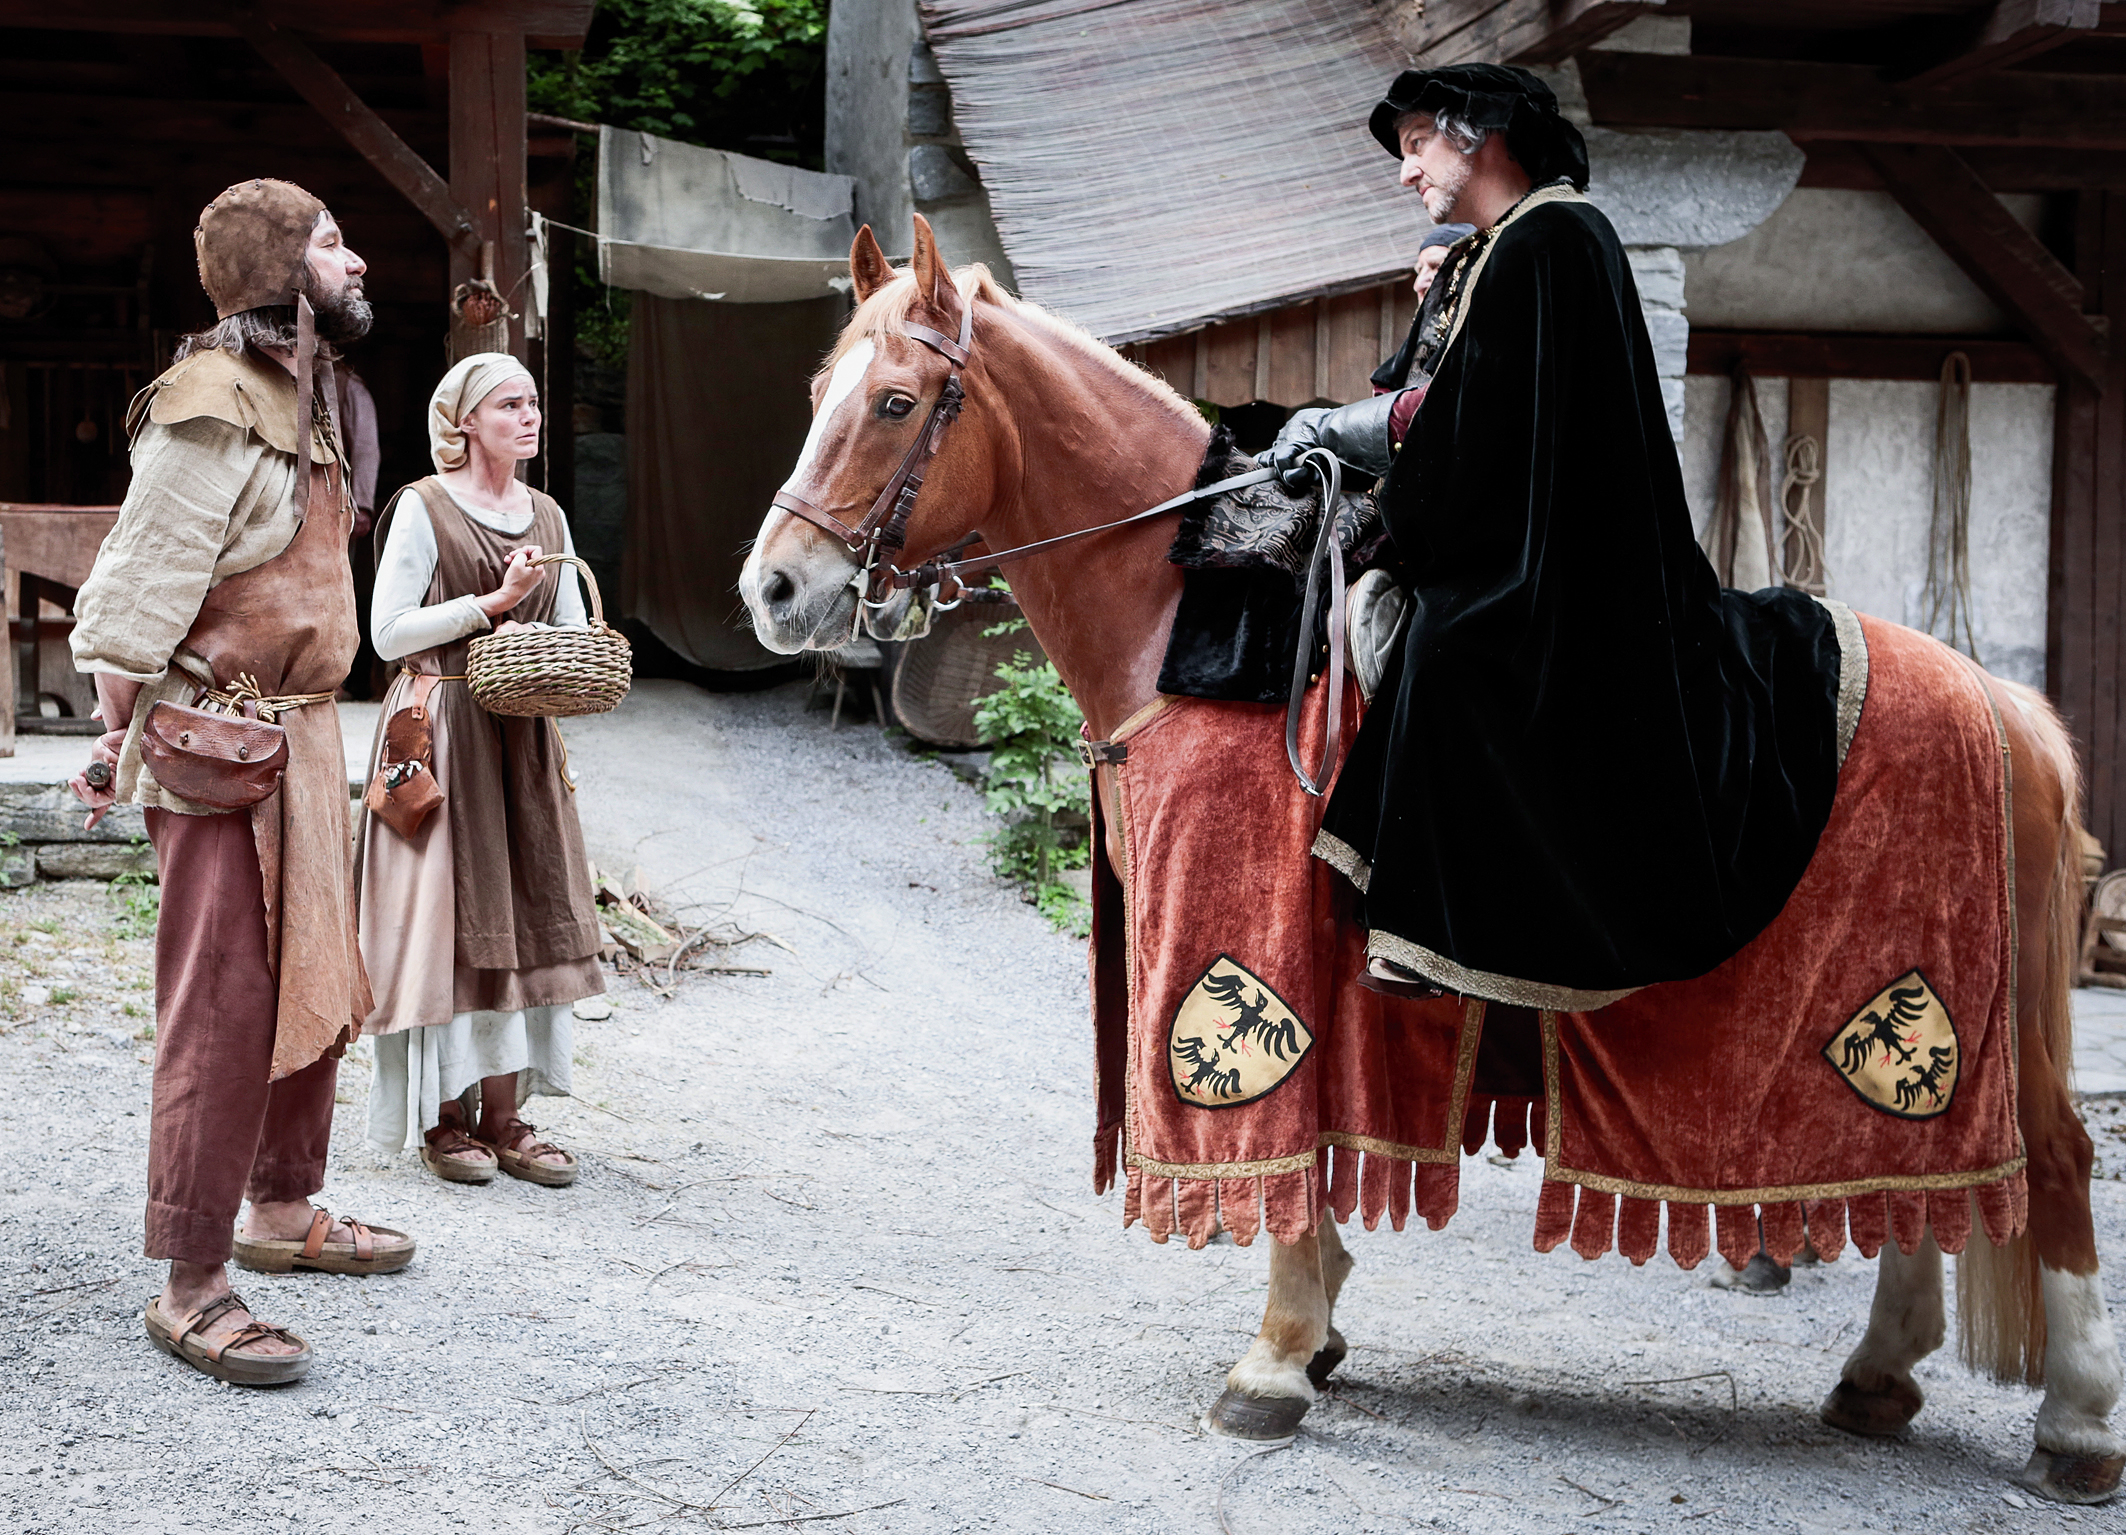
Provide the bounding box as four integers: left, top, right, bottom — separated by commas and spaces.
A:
428, 352, 535, 472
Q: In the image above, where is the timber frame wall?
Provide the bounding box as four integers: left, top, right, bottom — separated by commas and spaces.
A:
2055, 192, 2126, 862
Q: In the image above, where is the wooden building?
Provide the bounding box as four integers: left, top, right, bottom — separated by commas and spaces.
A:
0, 1, 592, 747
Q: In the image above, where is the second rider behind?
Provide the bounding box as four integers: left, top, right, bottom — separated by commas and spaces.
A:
356, 353, 605, 1187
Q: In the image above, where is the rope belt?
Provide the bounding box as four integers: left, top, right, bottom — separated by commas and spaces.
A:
199, 672, 337, 724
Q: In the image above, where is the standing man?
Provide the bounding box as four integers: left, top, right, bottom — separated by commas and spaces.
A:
70, 179, 415, 1387
1265, 66, 1848, 1009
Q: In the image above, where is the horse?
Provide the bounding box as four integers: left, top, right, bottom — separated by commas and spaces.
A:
740, 214, 2125, 1505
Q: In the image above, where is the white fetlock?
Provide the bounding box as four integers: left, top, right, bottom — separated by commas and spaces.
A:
1227, 1337, 1318, 1404
2037, 1268, 2126, 1459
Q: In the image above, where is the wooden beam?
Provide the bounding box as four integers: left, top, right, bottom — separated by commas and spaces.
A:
2048, 192, 2126, 865
1858, 142, 2107, 386
1800, 139, 2126, 193
231, 7, 480, 260
1578, 50, 2126, 151
1685, 331, 2055, 384
0, 1, 595, 47
1385, 0, 1663, 68
450, 29, 530, 359
1897, 0, 2104, 90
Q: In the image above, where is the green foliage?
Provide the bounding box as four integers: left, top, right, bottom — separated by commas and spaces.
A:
527, 0, 829, 371
109, 855, 158, 940
973, 615, 1092, 936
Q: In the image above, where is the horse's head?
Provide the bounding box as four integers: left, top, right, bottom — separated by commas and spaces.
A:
741, 215, 996, 653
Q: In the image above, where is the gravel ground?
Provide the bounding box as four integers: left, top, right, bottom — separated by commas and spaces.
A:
2, 677, 2125, 1534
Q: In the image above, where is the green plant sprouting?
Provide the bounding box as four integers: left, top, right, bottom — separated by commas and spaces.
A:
972, 613, 1092, 938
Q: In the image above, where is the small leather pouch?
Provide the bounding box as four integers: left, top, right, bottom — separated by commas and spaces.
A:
139, 698, 289, 811
364, 674, 444, 838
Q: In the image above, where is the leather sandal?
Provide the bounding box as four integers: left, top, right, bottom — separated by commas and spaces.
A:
475, 1118, 579, 1187
145, 1291, 312, 1387
232, 1206, 417, 1276
421, 1121, 498, 1184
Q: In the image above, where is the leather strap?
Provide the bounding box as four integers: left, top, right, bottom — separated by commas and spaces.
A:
1285, 450, 1348, 799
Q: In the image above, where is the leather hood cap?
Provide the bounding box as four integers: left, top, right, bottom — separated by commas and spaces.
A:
195, 179, 328, 319
1368, 63, 1590, 192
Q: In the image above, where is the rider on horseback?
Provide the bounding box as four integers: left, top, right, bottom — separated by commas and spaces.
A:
1264, 65, 1853, 1010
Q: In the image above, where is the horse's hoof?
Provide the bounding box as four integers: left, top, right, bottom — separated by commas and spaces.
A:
1819, 1378, 1923, 1437
1710, 1254, 1791, 1293
1205, 1388, 1309, 1440
2017, 1448, 2126, 1505
1306, 1329, 1348, 1389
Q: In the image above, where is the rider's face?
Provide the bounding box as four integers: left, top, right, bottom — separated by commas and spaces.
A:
1399, 115, 1472, 224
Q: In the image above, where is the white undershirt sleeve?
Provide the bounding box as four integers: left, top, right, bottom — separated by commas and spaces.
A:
370, 491, 493, 662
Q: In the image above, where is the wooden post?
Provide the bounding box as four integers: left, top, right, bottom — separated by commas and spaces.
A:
449, 30, 530, 361
0, 522, 12, 759
2049, 190, 2126, 864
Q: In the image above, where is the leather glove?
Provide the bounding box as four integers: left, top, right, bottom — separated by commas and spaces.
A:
1255, 391, 1403, 488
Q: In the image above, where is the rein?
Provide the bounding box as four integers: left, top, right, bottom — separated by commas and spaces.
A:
772, 298, 1349, 793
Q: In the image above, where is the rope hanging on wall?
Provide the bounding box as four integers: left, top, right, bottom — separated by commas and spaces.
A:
1709, 366, 1779, 590
1922, 351, 1979, 659
1777, 432, 1828, 595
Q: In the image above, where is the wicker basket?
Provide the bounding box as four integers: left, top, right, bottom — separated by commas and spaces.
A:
466, 554, 633, 718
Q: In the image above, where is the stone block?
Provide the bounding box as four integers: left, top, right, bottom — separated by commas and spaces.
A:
908, 83, 952, 139
0, 849, 34, 888
36, 841, 156, 881
908, 144, 979, 206
0, 784, 147, 844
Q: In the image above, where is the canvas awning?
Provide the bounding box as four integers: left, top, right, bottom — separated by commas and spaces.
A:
596, 128, 858, 303
919, 0, 1420, 344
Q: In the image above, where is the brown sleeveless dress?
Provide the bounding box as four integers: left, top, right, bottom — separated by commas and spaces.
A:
356, 478, 603, 1059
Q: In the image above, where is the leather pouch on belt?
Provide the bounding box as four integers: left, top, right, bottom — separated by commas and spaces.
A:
364, 673, 444, 838
139, 699, 290, 811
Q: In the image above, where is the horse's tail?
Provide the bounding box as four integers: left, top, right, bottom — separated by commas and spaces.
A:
1957, 676, 2084, 1385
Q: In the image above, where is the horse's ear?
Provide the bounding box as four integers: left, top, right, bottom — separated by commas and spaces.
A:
908, 212, 965, 333
850, 225, 892, 303
910, 213, 946, 303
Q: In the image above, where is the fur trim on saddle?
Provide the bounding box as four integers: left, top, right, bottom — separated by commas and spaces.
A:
1167, 426, 1386, 585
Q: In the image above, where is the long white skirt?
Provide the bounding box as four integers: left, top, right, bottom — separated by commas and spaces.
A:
359, 670, 597, 1153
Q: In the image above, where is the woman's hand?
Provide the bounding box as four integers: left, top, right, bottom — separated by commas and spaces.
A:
68, 728, 126, 830
479, 545, 545, 620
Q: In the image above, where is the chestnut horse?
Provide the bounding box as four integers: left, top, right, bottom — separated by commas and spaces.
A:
741, 215, 2124, 1504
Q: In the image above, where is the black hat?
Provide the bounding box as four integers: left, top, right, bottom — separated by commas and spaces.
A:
1417, 222, 1477, 253
1368, 63, 1590, 191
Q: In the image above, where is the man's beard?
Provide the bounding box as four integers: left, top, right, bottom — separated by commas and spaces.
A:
312, 277, 374, 344
1421, 157, 1471, 224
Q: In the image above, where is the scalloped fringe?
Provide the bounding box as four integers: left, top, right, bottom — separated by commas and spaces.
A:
1529, 1171, 2027, 1268
1124, 1144, 1464, 1248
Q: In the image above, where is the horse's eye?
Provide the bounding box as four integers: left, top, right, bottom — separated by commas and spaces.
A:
880, 395, 916, 420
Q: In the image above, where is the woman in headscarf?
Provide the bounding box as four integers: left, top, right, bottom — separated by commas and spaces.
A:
356, 352, 605, 1187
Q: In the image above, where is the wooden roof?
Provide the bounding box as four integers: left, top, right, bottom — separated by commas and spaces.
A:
0, 1, 594, 49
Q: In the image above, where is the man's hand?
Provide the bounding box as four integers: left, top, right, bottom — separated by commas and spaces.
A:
69, 728, 126, 831
1256, 408, 1332, 488
1256, 395, 1405, 489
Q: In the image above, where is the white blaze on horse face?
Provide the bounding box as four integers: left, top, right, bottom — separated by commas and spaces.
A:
784, 339, 875, 492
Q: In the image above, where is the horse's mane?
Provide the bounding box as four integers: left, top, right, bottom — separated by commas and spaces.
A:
823, 263, 1203, 433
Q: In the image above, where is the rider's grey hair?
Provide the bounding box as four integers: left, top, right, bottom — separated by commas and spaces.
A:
1395, 108, 1489, 156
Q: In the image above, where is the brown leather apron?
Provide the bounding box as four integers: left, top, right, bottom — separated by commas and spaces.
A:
176, 453, 371, 1080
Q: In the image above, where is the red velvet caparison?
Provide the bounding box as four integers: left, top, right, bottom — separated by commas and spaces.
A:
1090, 617, 2022, 1265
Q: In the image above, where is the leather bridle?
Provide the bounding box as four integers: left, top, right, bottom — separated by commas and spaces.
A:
767, 295, 1349, 795
770, 304, 976, 606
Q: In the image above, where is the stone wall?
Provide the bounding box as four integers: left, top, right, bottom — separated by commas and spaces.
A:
0, 785, 154, 886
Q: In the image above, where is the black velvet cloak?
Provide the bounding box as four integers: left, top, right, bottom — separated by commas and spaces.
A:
1316, 192, 1847, 1005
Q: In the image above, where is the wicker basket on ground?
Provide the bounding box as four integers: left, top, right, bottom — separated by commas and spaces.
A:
466, 553, 633, 718
891, 602, 1045, 749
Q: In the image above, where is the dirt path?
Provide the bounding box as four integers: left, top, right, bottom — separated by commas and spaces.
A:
1, 679, 2121, 1534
